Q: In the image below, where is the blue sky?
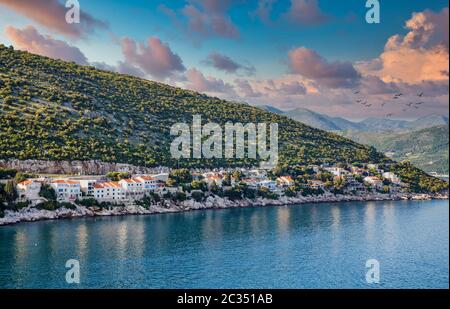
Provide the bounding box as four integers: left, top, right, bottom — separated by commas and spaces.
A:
0, 0, 448, 119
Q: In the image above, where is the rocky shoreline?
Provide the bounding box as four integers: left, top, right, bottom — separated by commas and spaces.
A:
1, 192, 448, 226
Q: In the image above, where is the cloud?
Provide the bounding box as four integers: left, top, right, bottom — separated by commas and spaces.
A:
5, 25, 88, 64
252, 0, 277, 24
184, 68, 236, 94
288, 47, 360, 88
120, 37, 186, 80
161, 0, 239, 41
278, 81, 307, 95
0, 0, 108, 38
359, 7, 449, 85
203, 52, 255, 75
234, 79, 262, 97
285, 0, 329, 25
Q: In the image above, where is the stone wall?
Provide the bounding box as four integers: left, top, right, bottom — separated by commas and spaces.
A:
0, 159, 169, 175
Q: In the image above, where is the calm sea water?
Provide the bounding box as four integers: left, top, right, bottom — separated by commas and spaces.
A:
0, 200, 448, 289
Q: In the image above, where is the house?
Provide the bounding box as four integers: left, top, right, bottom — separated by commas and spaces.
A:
17, 180, 42, 201
93, 182, 127, 203
203, 174, 223, 187
151, 173, 169, 182
119, 178, 145, 199
241, 178, 259, 189
382, 172, 401, 184
51, 180, 82, 202
364, 176, 384, 189
136, 176, 158, 191
79, 179, 97, 196
324, 167, 349, 177
308, 180, 325, 190
276, 176, 294, 187
258, 180, 277, 191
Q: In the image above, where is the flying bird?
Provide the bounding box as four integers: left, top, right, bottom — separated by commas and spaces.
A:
417, 92, 424, 97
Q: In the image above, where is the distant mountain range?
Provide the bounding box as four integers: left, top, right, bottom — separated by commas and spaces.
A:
259, 105, 449, 133
259, 105, 449, 174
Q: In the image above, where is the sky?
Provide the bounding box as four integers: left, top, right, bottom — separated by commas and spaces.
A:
0, 0, 448, 120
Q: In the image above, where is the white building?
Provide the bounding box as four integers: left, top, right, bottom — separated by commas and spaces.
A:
136, 176, 158, 191
258, 180, 277, 191
17, 180, 42, 201
93, 182, 127, 203
151, 173, 169, 182
119, 178, 145, 200
364, 176, 384, 189
276, 176, 294, 187
79, 179, 97, 196
51, 180, 82, 202
382, 172, 401, 184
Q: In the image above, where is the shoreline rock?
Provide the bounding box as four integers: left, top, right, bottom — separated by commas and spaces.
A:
1, 193, 448, 226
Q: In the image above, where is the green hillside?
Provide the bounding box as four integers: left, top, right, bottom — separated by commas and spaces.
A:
342, 126, 449, 174
0, 45, 446, 192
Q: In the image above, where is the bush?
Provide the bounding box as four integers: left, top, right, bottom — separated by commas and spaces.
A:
16, 200, 30, 210
191, 191, 204, 202
39, 184, 57, 201
174, 192, 187, 202
0, 168, 17, 179
36, 201, 58, 211
76, 198, 99, 207
59, 202, 76, 210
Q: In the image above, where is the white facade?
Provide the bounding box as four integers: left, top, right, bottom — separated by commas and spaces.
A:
17, 180, 42, 201
51, 180, 82, 202
364, 176, 384, 189
79, 179, 97, 196
93, 182, 127, 203
382, 172, 401, 184
135, 176, 158, 191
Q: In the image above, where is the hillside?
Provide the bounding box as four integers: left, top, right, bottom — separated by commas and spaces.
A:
0, 45, 446, 192
343, 125, 449, 174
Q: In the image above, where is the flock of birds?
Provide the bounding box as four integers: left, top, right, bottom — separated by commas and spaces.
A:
352, 90, 426, 117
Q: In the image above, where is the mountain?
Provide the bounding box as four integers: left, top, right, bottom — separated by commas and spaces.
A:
261, 106, 362, 131
0, 45, 445, 192
261, 105, 448, 133
0, 45, 386, 168
357, 118, 411, 132
342, 125, 449, 174
410, 114, 449, 130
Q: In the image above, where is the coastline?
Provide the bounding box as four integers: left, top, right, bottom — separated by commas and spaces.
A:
1, 192, 448, 226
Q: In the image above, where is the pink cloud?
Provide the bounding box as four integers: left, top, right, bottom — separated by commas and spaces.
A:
204, 52, 255, 75
360, 7, 449, 85
0, 0, 107, 38
5, 25, 88, 64
285, 0, 329, 25
288, 47, 360, 88
120, 37, 186, 80
185, 68, 236, 94
161, 0, 239, 41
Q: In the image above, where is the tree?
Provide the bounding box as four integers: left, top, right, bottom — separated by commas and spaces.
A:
4, 180, 17, 202
39, 184, 57, 201
191, 191, 204, 202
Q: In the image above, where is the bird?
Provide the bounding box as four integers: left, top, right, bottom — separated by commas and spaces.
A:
417, 92, 424, 97
415, 101, 424, 105
406, 102, 414, 107
353, 90, 360, 94
356, 99, 362, 103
